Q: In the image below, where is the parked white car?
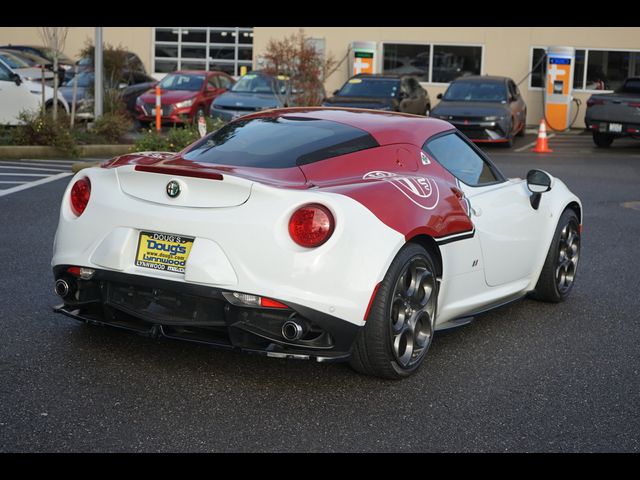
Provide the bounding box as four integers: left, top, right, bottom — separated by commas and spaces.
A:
0, 58, 69, 125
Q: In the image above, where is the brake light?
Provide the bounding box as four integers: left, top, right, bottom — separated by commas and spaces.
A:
629, 103, 640, 108
288, 204, 335, 248
70, 177, 91, 216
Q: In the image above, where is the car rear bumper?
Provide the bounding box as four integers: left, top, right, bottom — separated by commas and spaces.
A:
52, 266, 360, 362
585, 119, 640, 137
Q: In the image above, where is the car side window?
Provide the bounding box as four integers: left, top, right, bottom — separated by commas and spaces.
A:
208, 76, 221, 89
0, 62, 12, 82
508, 80, 519, 99
218, 75, 232, 89
423, 132, 503, 186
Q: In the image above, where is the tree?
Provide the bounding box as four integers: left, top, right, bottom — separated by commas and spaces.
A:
39, 27, 69, 121
78, 41, 131, 116
261, 29, 340, 107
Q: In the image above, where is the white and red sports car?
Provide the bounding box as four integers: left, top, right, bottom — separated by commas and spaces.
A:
52, 108, 582, 379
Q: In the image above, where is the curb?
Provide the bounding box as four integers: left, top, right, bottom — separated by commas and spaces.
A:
0, 144, 134, 160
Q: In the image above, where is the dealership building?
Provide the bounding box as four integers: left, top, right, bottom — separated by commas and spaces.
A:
1, 27, 639, 128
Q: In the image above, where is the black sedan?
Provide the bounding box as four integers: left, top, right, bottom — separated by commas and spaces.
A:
322, 74, 431, 116
430, 75, 527, 147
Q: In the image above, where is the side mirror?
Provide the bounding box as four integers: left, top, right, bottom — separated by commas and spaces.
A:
527, 169, 552, 209
436, 93, 443, 100
11, 73, 22, 86
332, 89, 340, 96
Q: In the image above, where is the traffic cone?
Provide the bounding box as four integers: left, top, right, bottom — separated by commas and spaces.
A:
531, 119, 553, 153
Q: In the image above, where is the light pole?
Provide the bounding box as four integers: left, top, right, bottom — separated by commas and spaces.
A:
94, 27, 103, 119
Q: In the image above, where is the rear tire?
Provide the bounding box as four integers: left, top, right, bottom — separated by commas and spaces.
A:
531, 209, 581, 303
593, 131, 614, 148
349, 243, 438, 379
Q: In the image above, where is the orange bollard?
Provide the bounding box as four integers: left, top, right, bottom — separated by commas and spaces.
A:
155, 85, 161, 132
531, 119, 553, 153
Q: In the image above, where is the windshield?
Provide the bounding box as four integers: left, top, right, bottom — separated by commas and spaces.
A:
231, 73, 285, 94
158, 73, 204, 91
37, 47, 74, 64
183, 116, 378, 168
0, 51, 29, 69
337, 78, 400, 98
443, 81, 507, 102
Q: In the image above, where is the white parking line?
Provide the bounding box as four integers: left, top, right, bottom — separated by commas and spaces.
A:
0, 161, 72, 169
0, 181, 27, 184
514, 133, 556, 153
0, 172, 73, 197
16, 159, 76, 164
0, 165, 70, 172
0, 173, 52, 177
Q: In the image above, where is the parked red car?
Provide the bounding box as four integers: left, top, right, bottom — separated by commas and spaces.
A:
136, 70, 234, 125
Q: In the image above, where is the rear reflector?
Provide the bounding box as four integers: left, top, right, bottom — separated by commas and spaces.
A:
260, 297, 289, 309
222, 291, 290, 309
66, 266, 95, 279
134, 165, 223, 181
364, 282, 381, 322
67, 266, 81, 277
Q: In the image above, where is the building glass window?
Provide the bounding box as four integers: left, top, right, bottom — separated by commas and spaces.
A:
382, 43, 483, 84
154, 27, 253, 77
432, 45, 482, 83
586, 50, 638, 91
530, 47, 639, 91
383, 44, 430, 82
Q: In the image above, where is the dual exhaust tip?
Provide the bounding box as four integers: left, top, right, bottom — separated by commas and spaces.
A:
281, 320, 305, 341
56, 276, 307, 342
55, 278, 77, 298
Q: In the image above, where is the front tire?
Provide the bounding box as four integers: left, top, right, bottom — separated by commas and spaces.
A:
531, 209, 581, 302
593, 131, 614, 148
349, 243, 438, 379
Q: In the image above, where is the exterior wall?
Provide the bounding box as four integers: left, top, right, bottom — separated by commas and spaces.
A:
2, 27, 639, 129
253, 27, 640, 129
0, 27, 154, 74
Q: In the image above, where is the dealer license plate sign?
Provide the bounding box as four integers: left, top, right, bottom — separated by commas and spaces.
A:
135, 231, 194, 273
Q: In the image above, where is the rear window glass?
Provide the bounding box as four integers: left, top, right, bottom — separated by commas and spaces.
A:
183, 116, 379, 168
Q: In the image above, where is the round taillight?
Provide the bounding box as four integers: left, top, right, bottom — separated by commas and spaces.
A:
288, 204, 335, 248
70, 177, 91, 216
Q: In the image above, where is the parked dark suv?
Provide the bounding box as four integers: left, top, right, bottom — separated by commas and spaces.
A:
430, 75, 527, 147
322, 74, 431, 116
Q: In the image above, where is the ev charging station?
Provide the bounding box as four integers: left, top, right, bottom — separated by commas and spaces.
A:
350, 41, 378, 76
544, 46, 576, 131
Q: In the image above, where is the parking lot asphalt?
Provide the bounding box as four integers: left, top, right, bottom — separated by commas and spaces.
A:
1, 133, 639, 452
